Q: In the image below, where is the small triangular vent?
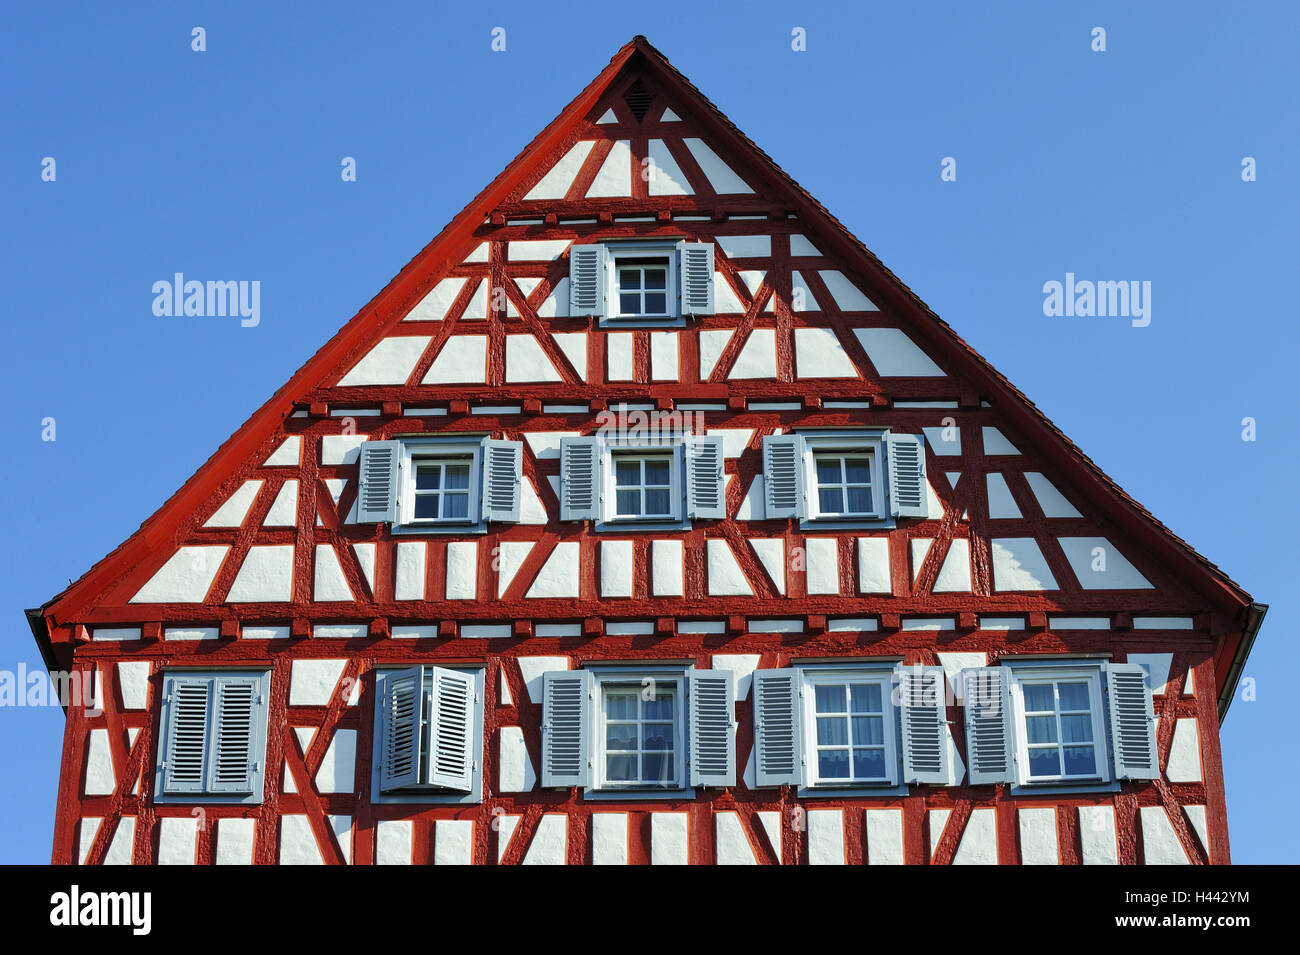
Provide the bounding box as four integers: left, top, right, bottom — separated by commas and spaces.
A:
622, 79, 654, 123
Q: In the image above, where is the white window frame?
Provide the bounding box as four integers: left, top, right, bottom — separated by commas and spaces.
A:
592, 670, 686, 792
800, 668, 900, 788
801, 432, 888, 523
598, 437, 686, 527
396, 437, 484, 531
1008, 665, 1110, 787
603, 242, 681, 326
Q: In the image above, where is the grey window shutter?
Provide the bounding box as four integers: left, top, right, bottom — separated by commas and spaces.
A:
559, 436, 600, 521
685, 435, 726, 519
963, 667, 1015, 785
761, 434, 805, 519
677, 240, 714, 316
357, 440, 400, 524
1107, 662, 1159, 780
379, 666, 424, 793
207, 675, 264, 794
753, 668, 802, 787
541, 670, 592, 788
427, 667, 477, 792
481, 439, 523, 522
569, 244, 607, 317
887, 432, 927, 518
161, 676, 211, 795
898, 666, 950, 785
689, 670, 736, 786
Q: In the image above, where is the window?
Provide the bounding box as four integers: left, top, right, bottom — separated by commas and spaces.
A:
568, 240, 714, 326
154, 670, 270, 804
355, 435, 523, 531
962, 661, 1158, 789
762, 430, 927, 525
539, 668, 736, 794
371, 665, 484, 804
559, 433, 724, 528
804, 672, 895, 786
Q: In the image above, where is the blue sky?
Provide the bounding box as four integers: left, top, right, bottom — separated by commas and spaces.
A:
2, 1, 1295, 863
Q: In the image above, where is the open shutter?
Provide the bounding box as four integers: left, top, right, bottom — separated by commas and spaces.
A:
207, 674, 264, 794
689, 670, 736, 786
559, 436, 600, 521
1107, 663, 1159, 780
762, 434, 805, 519
963, 667, 1015, 785
427, 667, 476, 792
677, 241, 714, 316
898, 666, 950, 785
541, 670, 592, 788
481, 439, 523, 522
161, 676, 211, 795
887, 432, 927, 518
685, 435, 726, 519
356, 440, 400, 524
569, 244, 607, 317
379, 666, 424, 793
753, 668, 802, 787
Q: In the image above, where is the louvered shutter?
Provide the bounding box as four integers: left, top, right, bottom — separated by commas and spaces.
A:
480, 439, 523, 522
1107, 663, 1159, 780
356, 440, 400, 524
379, 666, 424, 793
753, 668, 802, 787
677, 241, 714, 316
963, 667, 1015, 785
161, 676, 211, 795
207, 675, 264, 794
559, 436, 600, 521
898, 666, 950, 785
689, 670, 736, 786
762, 434, 806, 519
569, 244, 607, 317
887, 432, 927, 518
427, 667, 476, 791
685, 435, 726, 519
541, 670, 592, 788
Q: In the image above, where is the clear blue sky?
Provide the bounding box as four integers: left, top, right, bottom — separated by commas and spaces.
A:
2, 1, 1295, 863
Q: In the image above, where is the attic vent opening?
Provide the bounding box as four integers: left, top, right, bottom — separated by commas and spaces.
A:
622, 79, 654, 123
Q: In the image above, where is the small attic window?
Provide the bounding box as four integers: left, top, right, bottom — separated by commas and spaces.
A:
623, 79, 654, 123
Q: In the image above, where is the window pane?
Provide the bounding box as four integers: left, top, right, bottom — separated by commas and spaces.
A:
851, 716, 884, 746
605, 693, 637, 721
606, 755, 636, 781
619, 293, 640, 314
815, 459, 841, 485
643, 693, 674, 721
605, 724, 636, 750
818, 750, 850, 779
615, 490, 640, 516
644, 459, 671, 485
619, 269, 640, 290
643, 489, 671, 515
414, 495, 439, 519
644, 269, 666, 290
642, 753, 672, 783
642, 724, 673, 751
818, 488, 844, 513
1027, 748, 1060, 778
1023, 684, 1055, 712
1058, 682, 1091, 711
1060, 714, 1093, 744
415, 467, 440, 490
814, 684, 846, 713
1025, 715, 1057, 744
853, 748, 885, 780
644, 293, 666, 313
1063, 746, 1097, 776
845, 460, 871, 484
816, 716, 847, 746
443, 493, 469, 519
444, 465, 470, 490
850, 683, 882, 713
614, 460, 640, 486
846, 487, 873, 513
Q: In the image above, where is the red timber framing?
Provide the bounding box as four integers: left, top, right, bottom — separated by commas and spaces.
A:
30, 36, 1261, 866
